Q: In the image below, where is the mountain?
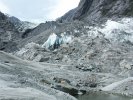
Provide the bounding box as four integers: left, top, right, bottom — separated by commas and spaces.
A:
0, 12, 37, 52
58, 0, 133, 23
1, 0, 133, 99
15, 0, 133, 50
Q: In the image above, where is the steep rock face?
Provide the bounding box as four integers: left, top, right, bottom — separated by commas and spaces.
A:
72, 0, 93, 20
58, 0, 133, 23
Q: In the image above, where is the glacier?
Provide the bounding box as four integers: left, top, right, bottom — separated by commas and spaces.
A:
86, 18, 133, 42
42, 18, 133, 50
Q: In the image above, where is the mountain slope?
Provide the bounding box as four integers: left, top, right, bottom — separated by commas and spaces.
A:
58, 0, 133, 23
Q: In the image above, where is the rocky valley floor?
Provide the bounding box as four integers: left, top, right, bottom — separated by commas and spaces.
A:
0, 45, 133, 100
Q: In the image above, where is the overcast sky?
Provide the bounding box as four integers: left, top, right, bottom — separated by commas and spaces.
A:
0, 0, 80, 23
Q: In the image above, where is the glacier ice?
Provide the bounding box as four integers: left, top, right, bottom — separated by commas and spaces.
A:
42, 32, 72, 50
87, 18, 133, 42
101, 18, 133, 42
42, 33, 61, 49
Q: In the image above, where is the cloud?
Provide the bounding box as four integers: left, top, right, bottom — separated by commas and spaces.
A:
27, 18, 46, 24
0, 0, 10, 13
0, 0, 80, 23
47, 0, 80, 20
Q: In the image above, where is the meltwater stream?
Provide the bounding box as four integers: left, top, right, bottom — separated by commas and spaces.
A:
76, 93, 132, 100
